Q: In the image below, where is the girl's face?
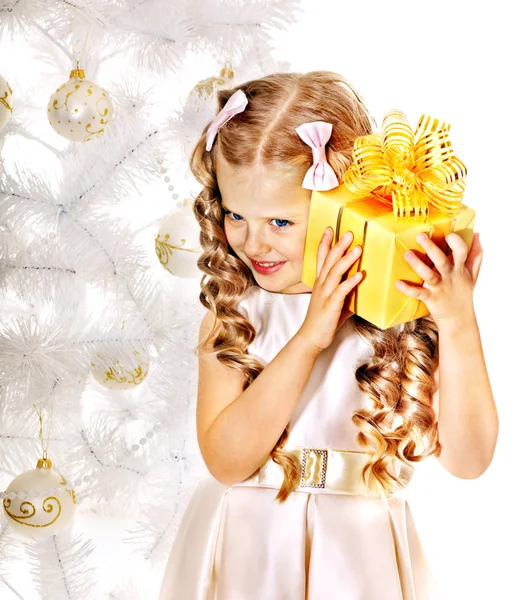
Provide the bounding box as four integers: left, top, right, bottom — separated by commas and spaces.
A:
216, 156, 313, 294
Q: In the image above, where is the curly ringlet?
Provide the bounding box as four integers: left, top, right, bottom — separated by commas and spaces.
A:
190, 70, 441, 502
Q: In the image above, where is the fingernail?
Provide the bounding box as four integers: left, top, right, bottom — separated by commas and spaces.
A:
342, 231, 351, 241
405, 251, 413, 259
417, 233, 427, 243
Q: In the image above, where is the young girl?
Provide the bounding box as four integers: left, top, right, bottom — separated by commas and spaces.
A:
158, 71, 498, 600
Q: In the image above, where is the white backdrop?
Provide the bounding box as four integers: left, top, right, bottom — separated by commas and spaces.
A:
270, 1, 522, 598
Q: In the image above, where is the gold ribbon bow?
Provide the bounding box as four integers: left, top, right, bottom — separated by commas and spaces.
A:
343, 110, 467, 218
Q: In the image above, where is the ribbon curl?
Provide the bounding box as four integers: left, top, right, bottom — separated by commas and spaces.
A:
343, 110, 467, 218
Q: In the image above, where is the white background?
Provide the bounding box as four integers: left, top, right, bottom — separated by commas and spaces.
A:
271, 1, 522, 598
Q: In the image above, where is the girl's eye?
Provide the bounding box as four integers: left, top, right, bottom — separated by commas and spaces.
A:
223, 209, 243, 221
272, 219, 291, 228
223, 210, 293, 229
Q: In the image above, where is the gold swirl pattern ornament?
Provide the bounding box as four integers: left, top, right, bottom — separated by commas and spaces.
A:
47, 69, 114, 142
90, 348, 150, 389
190, 61, 236, 99
155, 201, 202, 278
3, 458, 76, 540
343, 110, 467, 218
0, 73, 13, 131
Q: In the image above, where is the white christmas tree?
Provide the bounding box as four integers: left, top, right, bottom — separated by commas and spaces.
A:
0, 0, 299, 597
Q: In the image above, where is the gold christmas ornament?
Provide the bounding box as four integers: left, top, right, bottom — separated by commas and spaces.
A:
47, 68, 114, 142
0, 73, 13, 131
2, 406, 76, 540
189, 61, 235, 100
90, 348, 150, 389
155, 199, 202, 278
3, 457, 77, 540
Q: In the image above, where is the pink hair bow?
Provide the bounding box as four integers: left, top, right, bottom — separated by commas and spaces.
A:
205, 89, 248, 151
295, 121, 338, 191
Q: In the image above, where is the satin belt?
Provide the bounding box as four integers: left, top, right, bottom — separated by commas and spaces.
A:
236, 447, 383, 498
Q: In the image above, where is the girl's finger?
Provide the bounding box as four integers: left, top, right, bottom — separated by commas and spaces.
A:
318, 230, 354, 284
323, 244, 361, 294
404, 251, 441, 286
330, 271, 363, 304
315, 227, 333, 279
395, 279, 429, 302
416, 233, 452, 277
446, 233, 468, 270
465, 233, 483, 283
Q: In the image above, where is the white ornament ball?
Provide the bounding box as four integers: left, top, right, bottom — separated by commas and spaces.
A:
189, 62, 236, 101
0, 74, 13, 131
156, 200, 202, 278
90, 348, 150, 389
3, 458, 76, 540
47, 69, 113, 142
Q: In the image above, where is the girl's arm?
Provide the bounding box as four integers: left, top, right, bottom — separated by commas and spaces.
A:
396, 231, 498, 479
197, 309, 321, 487
433, 313, 498, 478
197, 227, 362, 487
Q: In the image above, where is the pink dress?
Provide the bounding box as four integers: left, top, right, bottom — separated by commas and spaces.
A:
158, 286, 438, 600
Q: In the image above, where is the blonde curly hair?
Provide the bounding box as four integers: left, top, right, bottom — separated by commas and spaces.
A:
191, 70, 440, 502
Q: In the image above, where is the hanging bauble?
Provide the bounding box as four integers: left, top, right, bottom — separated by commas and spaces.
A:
155, 199, 202, 278
90, 347, 150, 389
189, 61, 235, 101
2, 457, 76, 540
47, 68, 114, 142
0, 74, 13, 131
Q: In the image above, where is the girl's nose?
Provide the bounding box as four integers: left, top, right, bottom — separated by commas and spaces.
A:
243, 229, 271, 257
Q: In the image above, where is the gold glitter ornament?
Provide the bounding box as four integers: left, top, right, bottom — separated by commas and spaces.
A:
90, 348, 150, 389
155, 199, 202, 278
189, 62, 235, 100
47, 68, 114, 142
0, 73, 13, 131
3, 457, 77, 540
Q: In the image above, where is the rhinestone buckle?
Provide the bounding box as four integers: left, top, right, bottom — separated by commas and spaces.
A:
299, 448, 328, 488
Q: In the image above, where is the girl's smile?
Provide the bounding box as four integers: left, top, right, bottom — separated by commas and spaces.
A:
249, 259, 287, 275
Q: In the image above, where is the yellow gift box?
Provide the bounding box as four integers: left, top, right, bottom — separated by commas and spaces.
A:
301, 110, 476, 330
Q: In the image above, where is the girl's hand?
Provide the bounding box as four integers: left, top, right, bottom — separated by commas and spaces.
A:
298, 227, 362, 353
395, 232, 483, 325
